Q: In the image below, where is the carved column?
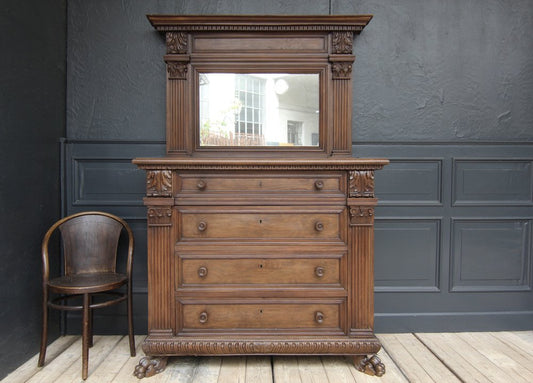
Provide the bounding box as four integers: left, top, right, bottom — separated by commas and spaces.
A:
164, 32, 190, 154
144, 170, 175, 333
330, 32, 356, 155
347, 170, 377, 332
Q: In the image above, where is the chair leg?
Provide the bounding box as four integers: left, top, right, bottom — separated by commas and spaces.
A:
82, 293, 90, 380
38, 289, 48, 367
88, 295, 93, 348
127, 282, 136, 356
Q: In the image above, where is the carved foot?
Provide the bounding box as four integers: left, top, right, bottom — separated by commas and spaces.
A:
353, 354, 386, 377
133, 356, 168, 379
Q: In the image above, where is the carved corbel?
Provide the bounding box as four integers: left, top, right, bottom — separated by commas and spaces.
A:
349, 170, 375, 198
166, 32, 188, 54
332, 32, 353, 54
146, 170, 172, 197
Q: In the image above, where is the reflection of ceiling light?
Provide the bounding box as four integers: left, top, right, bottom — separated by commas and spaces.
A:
274, 79, 289, 94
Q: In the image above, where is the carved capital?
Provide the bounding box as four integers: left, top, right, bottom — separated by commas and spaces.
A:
349, 170, 374, 198
166, 32, 187, 54
146, 170, 172, 197
349, 206, 374, 226
167, 61, 188, 79
332, 32, 353, 54
332, 62, 353, 79
147, 207, 172, 227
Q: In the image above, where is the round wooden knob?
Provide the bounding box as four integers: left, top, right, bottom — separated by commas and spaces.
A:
197, 180, 207, 190
315, 311, 324, 324
315, 266, 325, 278
314, 180, 324, 190
198, 266, 208, 278
198, 221, 208, 231
315, 221, 324, 232
199, 312, 208, 324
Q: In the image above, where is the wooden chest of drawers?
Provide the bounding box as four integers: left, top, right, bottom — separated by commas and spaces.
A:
133, 158, 388, 377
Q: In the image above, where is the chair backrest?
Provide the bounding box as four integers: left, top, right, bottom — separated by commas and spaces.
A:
58, 215, 123, 275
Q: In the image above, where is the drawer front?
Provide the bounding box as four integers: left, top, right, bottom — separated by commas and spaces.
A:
178, 173, 344, 195
180, 300, 342, 331
180, 207, 344, 240
180, 257, 342, 285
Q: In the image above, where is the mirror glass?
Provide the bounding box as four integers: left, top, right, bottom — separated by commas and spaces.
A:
199, 73, 319, 147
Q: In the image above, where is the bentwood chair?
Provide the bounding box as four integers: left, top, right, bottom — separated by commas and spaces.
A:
38, 211, 136, 380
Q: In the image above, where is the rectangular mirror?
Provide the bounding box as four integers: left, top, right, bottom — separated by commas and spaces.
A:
199, 73, 319, 147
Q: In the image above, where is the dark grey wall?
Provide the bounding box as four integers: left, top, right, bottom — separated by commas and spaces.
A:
64, 0, 533, 334
0, 0, 66, 379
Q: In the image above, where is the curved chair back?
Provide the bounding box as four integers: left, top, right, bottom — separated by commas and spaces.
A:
59, 215, 123, 275
42, 211, 134, 283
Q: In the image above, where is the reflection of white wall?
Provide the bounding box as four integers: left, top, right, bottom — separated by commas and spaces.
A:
201, 74, 236, 135
264, 78, 282, 143
278, 108, 319, 145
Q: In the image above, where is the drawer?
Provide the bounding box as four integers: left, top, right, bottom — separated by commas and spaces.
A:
179, 206, 344, 241
180, 257, 342, 285
179, 300, 343, 331
178, 172, 344, 195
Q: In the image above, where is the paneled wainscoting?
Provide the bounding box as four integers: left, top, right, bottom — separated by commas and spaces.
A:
4, 332, 532, 382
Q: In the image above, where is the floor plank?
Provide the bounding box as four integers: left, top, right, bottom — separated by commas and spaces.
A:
415, 333, 490, 382
189, 356, 222, 383
85, 335, 144, 383
245, 356, 273, 383
2, 335, 78, 383
106, 337, 148, 383
457, 332, 533, 383
297, 356, 329, 383
6, 332, 533, 382
272, 356, 302, 383
217, 356, 247, 383
378, 333, 460, 383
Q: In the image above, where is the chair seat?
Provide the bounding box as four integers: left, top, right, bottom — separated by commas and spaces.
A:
48, 272, 128, 294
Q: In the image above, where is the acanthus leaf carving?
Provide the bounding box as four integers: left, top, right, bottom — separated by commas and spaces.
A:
166, 32, 187, 54
332, 62, 353, 79
332, 32, 353, 54
349, 170, 375, 198
146, 170, 172, 197
167, 61, 188, 79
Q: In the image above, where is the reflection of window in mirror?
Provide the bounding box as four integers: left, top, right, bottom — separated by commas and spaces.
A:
199, 73, 319, 147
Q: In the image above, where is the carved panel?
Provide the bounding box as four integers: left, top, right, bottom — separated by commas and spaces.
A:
146, 170, 172, 197
166, 32, 187, 54
147, 207, 173, 227
332, 32, 353, 54
349, 170, 375, 198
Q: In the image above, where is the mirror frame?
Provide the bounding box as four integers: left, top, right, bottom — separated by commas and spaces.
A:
148, 15, 372, 158
193, 66, 328, 155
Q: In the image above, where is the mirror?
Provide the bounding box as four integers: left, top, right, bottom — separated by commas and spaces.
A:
199, 73, 319, 147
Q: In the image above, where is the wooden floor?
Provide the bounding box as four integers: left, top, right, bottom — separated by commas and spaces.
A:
3, 332, 533, 383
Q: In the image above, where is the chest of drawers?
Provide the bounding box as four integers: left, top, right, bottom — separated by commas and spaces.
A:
133, 158, 388, 378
